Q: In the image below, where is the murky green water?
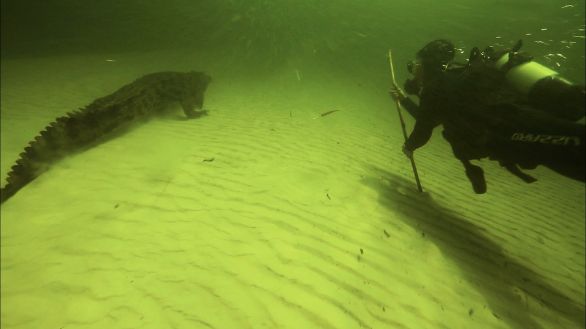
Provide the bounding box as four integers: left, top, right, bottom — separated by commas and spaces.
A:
2, 0, 585, 81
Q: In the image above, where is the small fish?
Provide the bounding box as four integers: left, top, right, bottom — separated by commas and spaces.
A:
320, 110, 340, 117
561, 4, 574, 8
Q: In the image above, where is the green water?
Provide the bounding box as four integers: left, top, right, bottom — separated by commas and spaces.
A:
2, 0, 585, 81
1, 1, 584, 329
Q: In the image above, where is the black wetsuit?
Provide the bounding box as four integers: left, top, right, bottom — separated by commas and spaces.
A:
400, 68, 585, 188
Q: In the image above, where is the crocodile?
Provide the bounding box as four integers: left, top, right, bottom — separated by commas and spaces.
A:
0, 70, 211, 204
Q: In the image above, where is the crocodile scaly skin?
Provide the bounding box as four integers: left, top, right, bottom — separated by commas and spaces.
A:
0, 71, 211, 204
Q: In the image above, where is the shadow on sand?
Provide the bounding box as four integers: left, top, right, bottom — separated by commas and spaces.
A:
362, 166, 584, 329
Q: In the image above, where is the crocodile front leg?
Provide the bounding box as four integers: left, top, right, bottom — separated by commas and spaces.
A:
181, 97, 207, 119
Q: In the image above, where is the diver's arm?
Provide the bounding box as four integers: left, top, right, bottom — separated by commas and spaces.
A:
390, 85, 422, 119
400, 98, 421, 119
403, 93, 440, 151
404, 118, 436, 151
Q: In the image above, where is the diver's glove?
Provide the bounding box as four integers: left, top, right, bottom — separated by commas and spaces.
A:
389, 84, 407, 102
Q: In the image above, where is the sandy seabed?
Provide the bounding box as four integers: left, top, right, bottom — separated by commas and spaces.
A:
1, 49, 584, 329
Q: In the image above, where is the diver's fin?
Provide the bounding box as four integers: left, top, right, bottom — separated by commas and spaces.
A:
502, 162, 537, 183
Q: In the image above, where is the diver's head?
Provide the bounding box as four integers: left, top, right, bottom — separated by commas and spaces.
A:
415, 39, 455, 75
404, 58, 424, 95
403, 39, 455, 95
407, 59, 424, 78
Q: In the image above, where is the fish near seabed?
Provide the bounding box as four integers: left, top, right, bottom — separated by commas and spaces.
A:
0, 71, 212, 204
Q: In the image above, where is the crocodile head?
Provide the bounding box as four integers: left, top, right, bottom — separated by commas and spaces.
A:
180, 71, 212, 118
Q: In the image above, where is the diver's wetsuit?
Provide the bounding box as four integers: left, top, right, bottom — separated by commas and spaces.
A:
400, 68, 585, 189
399, 91, 494, 193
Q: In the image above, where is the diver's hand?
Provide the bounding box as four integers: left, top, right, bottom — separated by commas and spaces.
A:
389, 84, 407, 102
402, 144, 413, 158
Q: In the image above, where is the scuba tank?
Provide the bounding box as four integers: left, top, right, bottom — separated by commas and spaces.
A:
484, 40, 585, 121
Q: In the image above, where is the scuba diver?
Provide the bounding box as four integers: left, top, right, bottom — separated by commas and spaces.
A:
389, 39, 585, 194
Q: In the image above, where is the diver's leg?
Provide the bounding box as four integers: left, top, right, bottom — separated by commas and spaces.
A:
540, 142, 585, 182
461, 160, 487, 194
501, 117, 585, 183
529, 79, 585, 122
500, 162, 537, 183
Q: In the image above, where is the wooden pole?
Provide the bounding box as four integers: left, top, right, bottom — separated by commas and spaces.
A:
388, 49, 423, 192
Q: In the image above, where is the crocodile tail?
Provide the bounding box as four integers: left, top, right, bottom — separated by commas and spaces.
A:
0, 185, 14, 204
0, 114, 76, 204
1, 183, 25, 204
0, 159, 39, 204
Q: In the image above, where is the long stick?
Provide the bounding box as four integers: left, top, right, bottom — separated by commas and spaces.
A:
388, 49, 423, 192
